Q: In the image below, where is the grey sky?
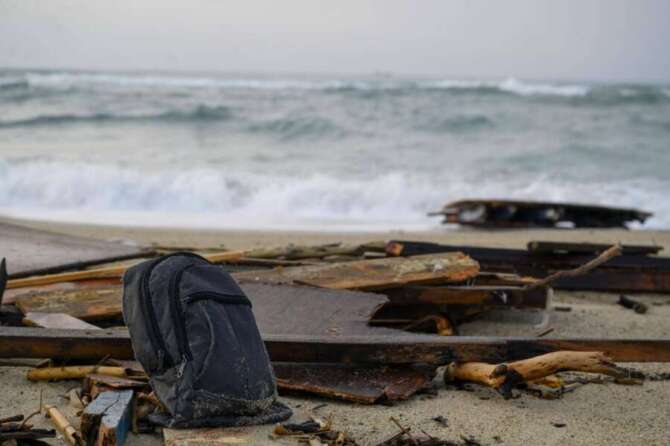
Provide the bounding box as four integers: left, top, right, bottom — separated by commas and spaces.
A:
1, 0, 669, 81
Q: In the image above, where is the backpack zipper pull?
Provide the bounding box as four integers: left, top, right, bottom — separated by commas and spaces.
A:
177, 355, 188, 378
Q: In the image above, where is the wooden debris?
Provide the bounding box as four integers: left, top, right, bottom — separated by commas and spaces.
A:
163, 426, 253, 446
43, 404, 80, 446
0, 413, 55, 443
23, 312, 101, 330
27, 366, 128, 382
527, 240, 662, 256
2, 327, 670, 363
80, 390, 134, 446
525, 244, 621, 289
83, 374, 149, 400
386, 240, 670, 294
15, 287, 124, 321
7, 250, 245, 290
444, 351, 638, 398
618, 295, 648, 314
274, 363, 435, 404
235, 253, 480, 290
383, 285, 548, 308
429, 199, 651, 228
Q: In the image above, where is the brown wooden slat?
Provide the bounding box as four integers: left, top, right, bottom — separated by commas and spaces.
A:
383, 285, 548, 308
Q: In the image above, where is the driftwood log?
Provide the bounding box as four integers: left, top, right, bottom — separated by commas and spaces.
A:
445, 351, 638, 398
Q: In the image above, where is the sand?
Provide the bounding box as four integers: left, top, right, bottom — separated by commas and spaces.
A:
1, 218, 670, 445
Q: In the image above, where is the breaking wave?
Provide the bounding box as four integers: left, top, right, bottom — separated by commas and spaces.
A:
0, 160, 666, 230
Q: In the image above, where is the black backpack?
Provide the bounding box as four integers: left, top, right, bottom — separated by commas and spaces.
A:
122, 252, 292, 428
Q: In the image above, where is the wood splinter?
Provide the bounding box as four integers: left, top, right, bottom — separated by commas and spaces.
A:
43, 404, 81, 446
445, 351, 641, 398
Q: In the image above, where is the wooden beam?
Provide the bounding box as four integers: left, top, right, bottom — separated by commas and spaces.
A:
0, 327, 668, 363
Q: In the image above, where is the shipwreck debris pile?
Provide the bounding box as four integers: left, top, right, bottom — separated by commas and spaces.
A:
0, 222, 669, 445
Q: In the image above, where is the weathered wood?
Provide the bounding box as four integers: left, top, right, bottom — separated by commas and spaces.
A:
43, 404, 80, 446
274, 363, 434, 404
0, 222, 152, 278
15, 287, 124, 321
83, 374, 149, 400
81, 390, 134, 446
14, 283, 392, 337
244, 241, 386, 260
429, 199, 651, 228
27, 365, 128, 381
235, 252, 479, 290
527, 241, 662, 256
383, 285, 548, 308
445, 351, 634, 397
164, 426, 254, 446
1, 327, 669, 363
387, 240, 670, 293
23, 312, 101, 330
6, 250, 246, 289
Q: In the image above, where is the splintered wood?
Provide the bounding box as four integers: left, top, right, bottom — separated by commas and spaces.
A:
236, 252, 480, 290
81, 390, 134, 446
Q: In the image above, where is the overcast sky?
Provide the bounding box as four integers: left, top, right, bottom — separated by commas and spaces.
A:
1, 0, 669, 82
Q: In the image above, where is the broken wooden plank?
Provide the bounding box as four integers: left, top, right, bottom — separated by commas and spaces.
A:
1, 327, 669, 363
23, 312, 101, 330
0, 222, 153, 278
84, 374, 149, 400
429, 199, 651, 228
15, 287, 124, 321
81, 390, 134, 446
235, 252, 479, 290
383, 285, 549, 308
527, 241, 662, 256
274, 363, 434, 404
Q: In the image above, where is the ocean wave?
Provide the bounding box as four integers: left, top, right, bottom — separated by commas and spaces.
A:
0, 160, 666, 230
245, 116, 344, 140
0, 105, 233, 128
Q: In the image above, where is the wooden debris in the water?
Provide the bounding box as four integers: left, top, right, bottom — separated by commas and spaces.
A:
444, 351, 640, 399
81, 390, 134, 446
618, 295, 648, 314
43, 404, 81, 446
23, 312, 101, 330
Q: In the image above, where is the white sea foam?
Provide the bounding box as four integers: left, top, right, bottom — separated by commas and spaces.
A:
0, 160, 666, 230
9, 71, 593, 97
425, 77, 589, 97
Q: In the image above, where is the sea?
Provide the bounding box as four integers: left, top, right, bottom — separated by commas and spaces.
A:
1, 69, 669, 231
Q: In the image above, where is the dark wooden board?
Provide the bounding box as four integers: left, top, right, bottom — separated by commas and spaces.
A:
0, 222, 152, 278
1, 327, 669, 363
383, 285, 548, 308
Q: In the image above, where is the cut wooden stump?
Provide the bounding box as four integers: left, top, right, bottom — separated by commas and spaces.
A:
81, 390, 134, 446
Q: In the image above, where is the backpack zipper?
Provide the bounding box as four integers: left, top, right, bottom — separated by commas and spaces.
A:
168, 264, 196, 367
138, 252, 206, 371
